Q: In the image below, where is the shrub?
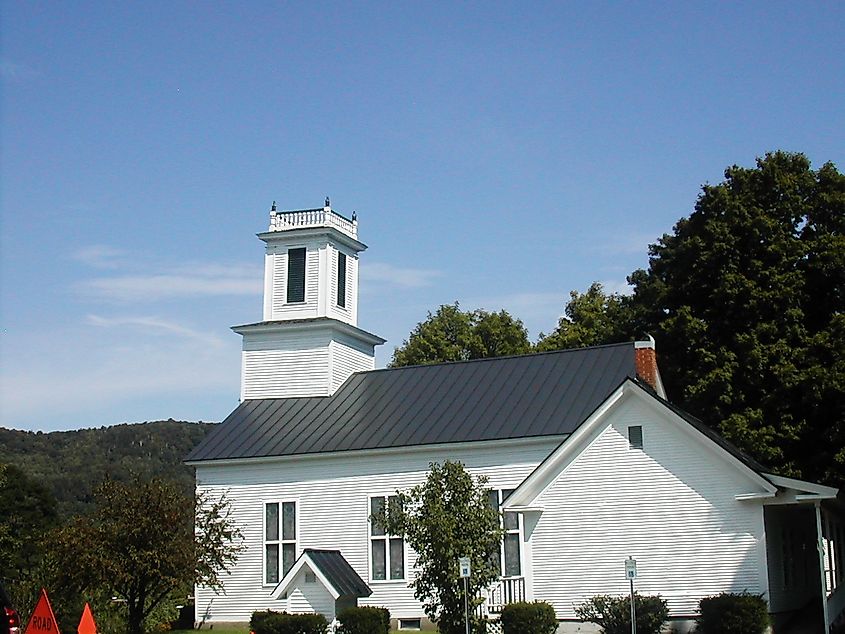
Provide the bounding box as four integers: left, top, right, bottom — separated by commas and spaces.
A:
250, 610, 329, 634
336, 606, 390, 634
575, 593, 669, 634
500, 601, 558, 634
697, 592, 769, 634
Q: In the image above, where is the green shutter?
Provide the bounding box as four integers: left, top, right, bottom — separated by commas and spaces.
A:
287, 248, 306, 303
337, 251, 347, 308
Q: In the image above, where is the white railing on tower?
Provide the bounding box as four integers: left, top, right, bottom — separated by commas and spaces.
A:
269, 208, 357, 238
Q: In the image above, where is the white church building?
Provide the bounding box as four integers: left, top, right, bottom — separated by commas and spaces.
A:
186, 202, 843, 632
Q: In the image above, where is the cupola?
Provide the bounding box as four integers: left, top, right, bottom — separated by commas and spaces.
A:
232, 200, 385, 400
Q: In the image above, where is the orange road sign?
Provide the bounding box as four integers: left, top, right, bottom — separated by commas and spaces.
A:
24, 589, 59, 634
77, 603, 97, 634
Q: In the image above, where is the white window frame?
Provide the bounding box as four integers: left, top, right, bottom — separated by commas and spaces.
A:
336, 250, 347, 309
263, 499, 298, 586
628, 425, 644, 450
491, 489, 524, 579
368, 495, 406, 583
285, 246, 308, 305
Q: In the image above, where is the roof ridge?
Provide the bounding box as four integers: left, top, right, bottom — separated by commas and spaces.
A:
370, 340, 637, 373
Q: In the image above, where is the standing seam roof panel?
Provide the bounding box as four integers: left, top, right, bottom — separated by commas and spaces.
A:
185, 343, 641, 461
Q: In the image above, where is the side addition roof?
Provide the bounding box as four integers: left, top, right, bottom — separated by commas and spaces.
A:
270, 549, 372, 600
186, 342, 640, 462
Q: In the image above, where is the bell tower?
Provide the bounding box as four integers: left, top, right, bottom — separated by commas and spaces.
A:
233, 199, 385, 400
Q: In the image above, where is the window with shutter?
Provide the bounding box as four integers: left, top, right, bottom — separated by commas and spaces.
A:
337, 251, 347, 308
628, 425, 643, 450
286, 248, 306, 303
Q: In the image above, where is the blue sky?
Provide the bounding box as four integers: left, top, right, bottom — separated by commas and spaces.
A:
2, 2, 843, 432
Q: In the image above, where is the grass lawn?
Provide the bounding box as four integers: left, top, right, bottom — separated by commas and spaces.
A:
169, 629, 250, 634
169, 630, 411, 634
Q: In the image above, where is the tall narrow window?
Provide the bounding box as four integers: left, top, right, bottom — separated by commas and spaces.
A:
501, 489, 521, 577
265, 501, 296, 584
370, 496, 404, 581
337, 251, 347, 308
488, 489, 522, 577
286, 248, 306, 303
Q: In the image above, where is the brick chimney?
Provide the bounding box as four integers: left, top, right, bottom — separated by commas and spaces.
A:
634, 336, 665, 397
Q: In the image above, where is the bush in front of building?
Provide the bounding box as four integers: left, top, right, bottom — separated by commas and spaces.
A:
574, 593, 669, 634
500, 601, 558, 634
697, 592, 769, 634
249, 609, 328, 634
336, 606, 390, 634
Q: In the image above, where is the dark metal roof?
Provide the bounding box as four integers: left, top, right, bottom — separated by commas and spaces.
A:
303, 549, 372, 598
186, 342, 638, 462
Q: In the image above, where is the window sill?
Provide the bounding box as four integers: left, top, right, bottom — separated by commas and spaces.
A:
369, 578, 407, 584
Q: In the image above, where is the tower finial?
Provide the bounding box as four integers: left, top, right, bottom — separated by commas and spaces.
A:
271, 201, 277, 212
352, 210, 357, 221
325, 196, 330, 208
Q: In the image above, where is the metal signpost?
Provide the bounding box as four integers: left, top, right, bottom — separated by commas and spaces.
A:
625, 557, 637, 634
459, 557, 471, 634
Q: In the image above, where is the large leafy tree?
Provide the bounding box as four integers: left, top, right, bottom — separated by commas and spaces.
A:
49, 477, 243, 634
536, 282, 636, 351
627, 152, 845, 483
390, 303, 530, 367
0, 463, 59, 583
375, 461, 503, 634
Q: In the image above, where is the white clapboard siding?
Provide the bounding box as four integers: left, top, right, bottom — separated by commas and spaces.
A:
326, 246, 358, 326
195, 438, 560, 623
268, 242, 322, 320
330, 336, 375, 394
242, 346, 330, 399
531, 397, 767, 618
285, 567, 336, 618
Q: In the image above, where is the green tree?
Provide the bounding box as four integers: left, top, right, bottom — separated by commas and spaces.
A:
374, 461, 503, 634
533, 153, 844, 485
625, 152, 845, 483
0, 463, 60, 621
49, 477, 243, 634
0, 463, 59, 583
536, 283, 638, 351
390, 303, 530, 367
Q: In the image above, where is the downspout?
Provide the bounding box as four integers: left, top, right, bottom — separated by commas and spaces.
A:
816, 501, 830, 632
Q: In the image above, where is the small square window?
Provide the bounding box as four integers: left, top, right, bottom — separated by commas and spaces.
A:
628, 425, 643, 450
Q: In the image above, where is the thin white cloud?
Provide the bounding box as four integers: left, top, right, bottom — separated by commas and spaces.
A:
0, 58, 39, 81
361, 262, 442, 289
0, 337, 237, 428
77, 264, 262, 302
85, 314, 225, 347
72, 245, 127, 269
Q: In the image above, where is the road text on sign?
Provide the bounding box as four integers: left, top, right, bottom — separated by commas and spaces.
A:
25, 589, 60, 634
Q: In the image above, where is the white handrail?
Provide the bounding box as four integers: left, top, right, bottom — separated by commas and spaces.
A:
269, 209, 357, 238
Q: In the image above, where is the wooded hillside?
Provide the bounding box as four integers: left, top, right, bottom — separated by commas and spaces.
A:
0, 420, 215, 518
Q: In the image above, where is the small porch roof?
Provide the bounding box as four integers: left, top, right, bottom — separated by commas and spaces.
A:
270, 549, 372, 600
